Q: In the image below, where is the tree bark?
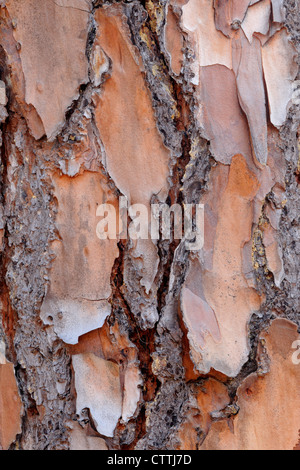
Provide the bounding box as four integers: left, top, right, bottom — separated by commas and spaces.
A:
0, 0, 299, 451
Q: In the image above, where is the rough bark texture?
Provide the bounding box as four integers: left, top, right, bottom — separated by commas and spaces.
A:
0, 0, 299, 451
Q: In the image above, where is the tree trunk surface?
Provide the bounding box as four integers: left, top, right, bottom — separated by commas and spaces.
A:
0, 0, 299, 451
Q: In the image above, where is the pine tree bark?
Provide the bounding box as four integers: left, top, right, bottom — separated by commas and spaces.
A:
0, 0, 299, 450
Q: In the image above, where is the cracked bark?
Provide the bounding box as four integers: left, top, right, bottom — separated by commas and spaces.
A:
0, 0, 299, 451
